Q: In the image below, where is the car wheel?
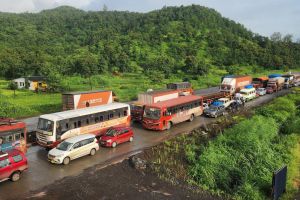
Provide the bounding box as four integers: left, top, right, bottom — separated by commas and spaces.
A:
11, 171, 21, 182
90, 148, 96, 156
129, 137, 134, 142
189, 114, 194, 122
63, 157, 70, 165
112, 142, 117, 148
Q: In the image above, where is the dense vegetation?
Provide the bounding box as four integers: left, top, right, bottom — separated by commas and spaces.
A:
0, 5, 299, 85
149, 90, 300, 200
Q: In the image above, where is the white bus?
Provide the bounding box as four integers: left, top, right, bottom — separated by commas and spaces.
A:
36, 103, 130, 149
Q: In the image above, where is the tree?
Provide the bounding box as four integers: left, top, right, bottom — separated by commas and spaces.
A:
270, 32, 282, 42
8, 81, 18, 98
102, 4, 108, 11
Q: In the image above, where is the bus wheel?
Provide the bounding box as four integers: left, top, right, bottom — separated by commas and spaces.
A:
112, 142, 117, 148
189, 114, 194, 122
90, 148, 96, 156
63, 157, 70, 165
166, 122, 172, 130
11, 171, 21, 182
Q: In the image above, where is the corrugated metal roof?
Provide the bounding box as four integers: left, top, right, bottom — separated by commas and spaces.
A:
39, 103, 130, 121
62, 90, 111, 95
146, 95, 202, 109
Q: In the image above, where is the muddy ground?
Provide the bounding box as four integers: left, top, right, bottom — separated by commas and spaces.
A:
22, 158, 221, 200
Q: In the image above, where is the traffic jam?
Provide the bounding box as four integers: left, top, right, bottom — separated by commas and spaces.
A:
0, 73, 300, 183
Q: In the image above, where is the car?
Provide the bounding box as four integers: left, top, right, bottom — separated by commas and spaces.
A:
0, 149, 28, 182
48, 134, 99, 165
256, 88, 267, 96
217, 98, 234, 108
204, 103, 226, 118
203, 103, 209, 110
100, 127, 134, 148
266, 87, 274, 94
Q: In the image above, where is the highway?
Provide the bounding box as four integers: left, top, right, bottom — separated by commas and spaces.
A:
0, 89, 290, 200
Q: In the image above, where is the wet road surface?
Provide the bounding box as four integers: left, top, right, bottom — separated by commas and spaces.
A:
0, 89, 290, 199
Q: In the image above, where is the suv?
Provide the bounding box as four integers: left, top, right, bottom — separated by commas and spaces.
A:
48, 134, 99, 165
0, 149, 28, 182
100, 127, 134, 148
217, 98, 234, 108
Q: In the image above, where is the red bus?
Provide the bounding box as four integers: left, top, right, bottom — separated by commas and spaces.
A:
0, 118, 27, 153
142, 95, 203, 130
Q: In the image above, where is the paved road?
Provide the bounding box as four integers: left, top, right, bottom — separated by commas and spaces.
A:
0, 89, 290, 200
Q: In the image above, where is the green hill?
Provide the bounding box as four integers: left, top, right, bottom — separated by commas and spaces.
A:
0, 5, 299, 79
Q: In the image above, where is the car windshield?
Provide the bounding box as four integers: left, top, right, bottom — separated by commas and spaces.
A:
131, 105, 143, 111
144, 107, 161, 120
38, 118, 54, 132
56, 141, 73, 151
106, 128, 118, 137
209, 106, 218, 111
258, 88, 264, 92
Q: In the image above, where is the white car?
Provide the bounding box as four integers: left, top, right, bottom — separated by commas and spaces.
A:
217, 98, 234, 108
256, 88, 266, 96
48, 134, 99, 165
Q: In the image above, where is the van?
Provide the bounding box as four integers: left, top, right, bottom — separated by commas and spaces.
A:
240, 87, 257, 101
48, 134, 99, 165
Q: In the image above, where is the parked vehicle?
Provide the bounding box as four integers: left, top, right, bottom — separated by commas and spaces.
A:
48, 134, 99, 165
36, 103, 130, 149
62, 90, 115, 111
239, 85, 257, 101
0, 118, 27, 153
166, 82, 194, 95
220, 75, 252, 94
266, 76, 285, 93
0, 149, 28, 182
131, 89, 181, 122
282, 74, 294, 89
201, 91, 230, 105
216, 98, 234, 108
252, 77, 268, 89
100, 127, 133, 148
143, 95, 203, 130
204, 102, 226, 118
256, 88, 267, 96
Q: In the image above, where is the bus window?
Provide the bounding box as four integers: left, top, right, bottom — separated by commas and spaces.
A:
100, 116, 103, 122
86, 119, 89, 125
74, 122, 77, 128
95, 117, 99, 123
124, 110, 127, 116
78, 121, 81, 127
15, 132, 22, 140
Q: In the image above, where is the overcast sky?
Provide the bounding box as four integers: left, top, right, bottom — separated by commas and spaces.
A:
0, 0, 299, 39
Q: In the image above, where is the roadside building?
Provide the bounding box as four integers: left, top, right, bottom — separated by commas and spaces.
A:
13, 76, 47, 91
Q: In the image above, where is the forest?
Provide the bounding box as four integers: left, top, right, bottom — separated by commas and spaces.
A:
0, 5, 299, 84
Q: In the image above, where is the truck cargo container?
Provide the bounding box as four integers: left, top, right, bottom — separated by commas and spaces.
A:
62, 90, 114, 111
266, 77, 285, 93
201, 91, 231, 104
252, 77, 269, 89
220, 75, 252, 94
131, 89, 181, 122
166, 82, 193, 95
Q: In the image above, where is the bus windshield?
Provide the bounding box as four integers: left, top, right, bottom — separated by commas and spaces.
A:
144, 107, 161, 120
38, 118, 54, 132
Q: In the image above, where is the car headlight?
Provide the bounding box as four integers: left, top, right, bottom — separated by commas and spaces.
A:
106, 139, 112, 143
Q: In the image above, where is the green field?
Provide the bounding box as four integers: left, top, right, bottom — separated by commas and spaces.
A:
0, 67, 298, 118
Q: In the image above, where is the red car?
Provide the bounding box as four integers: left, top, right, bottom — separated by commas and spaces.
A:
100, 127, 134, 148
266, 87, 274, 94
0, 149, 28, 182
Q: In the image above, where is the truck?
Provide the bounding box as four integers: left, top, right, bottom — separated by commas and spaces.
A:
62, 90, 115, 111
282, 74, 294, 88
252, 77, 269, 89
201, 91, 231, 105
131, 89, 181, 122
220, 75, 252, 95
266, 76, 285, 93
166, 82, 193, 95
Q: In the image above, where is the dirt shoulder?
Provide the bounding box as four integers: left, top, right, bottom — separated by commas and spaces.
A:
23, 158, 221, 200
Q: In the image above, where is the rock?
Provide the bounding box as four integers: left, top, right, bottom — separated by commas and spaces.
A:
130, 156, 147, 170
